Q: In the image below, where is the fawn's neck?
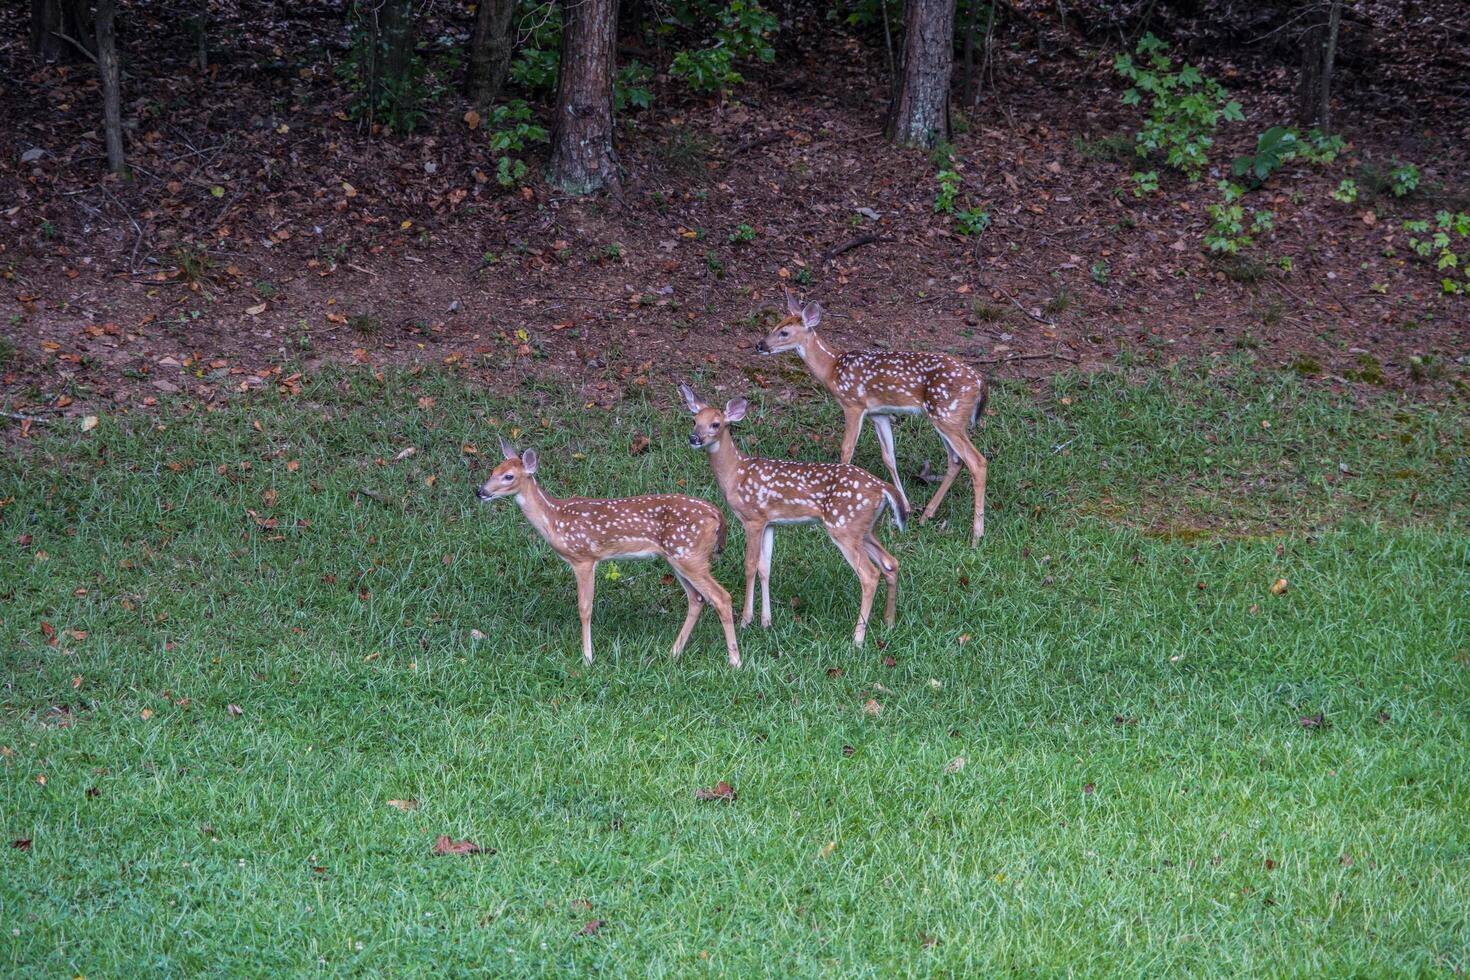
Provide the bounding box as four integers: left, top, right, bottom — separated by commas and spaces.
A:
796, 332, 841, 390
705, 429, 744, 496
513, 479, 560, 543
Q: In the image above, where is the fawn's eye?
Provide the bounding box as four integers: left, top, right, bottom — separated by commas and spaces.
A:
501, 473, 513, 481
712, 422, 721, 430
778, 330, 789, 337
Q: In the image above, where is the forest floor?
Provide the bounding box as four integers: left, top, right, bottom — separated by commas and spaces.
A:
2, 1, 1469, 441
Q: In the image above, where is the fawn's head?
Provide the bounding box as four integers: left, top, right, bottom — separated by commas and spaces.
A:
757, 290, 822, 355
679, 384, 747, 450
477, 439, 539, 500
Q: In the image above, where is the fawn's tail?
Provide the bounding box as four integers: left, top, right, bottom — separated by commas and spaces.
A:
881, 484, 908, 532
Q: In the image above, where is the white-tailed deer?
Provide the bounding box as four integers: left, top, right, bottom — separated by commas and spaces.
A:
679, 384, 905, 646
757, 291, 990, 544
477, 440, 741, 668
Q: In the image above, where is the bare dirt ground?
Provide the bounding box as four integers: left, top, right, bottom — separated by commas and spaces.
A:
3, 1, 1468, 436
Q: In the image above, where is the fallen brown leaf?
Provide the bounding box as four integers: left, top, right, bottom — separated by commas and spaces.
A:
432, 836, 489, 856
11, 839, 31, 851
386, 799, 418, 811
862, 699, 882, 717
226, 703, 243, 718
694, 781, 737, 802
629, 434, 651, 455
577, 918, 607, 937
1270, 578, 1289, 596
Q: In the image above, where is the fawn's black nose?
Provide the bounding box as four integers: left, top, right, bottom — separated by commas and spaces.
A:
476, 486, 492, 501
755, 339, 769, 353
688, 433, 701, 447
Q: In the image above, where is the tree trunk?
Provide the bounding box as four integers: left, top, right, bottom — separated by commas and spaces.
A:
548, 0, 620, 195
94, 0, 127, 176
886, 0, 955, 149
30, 0, 95, 63
354, 0, 417, 129
1298, 0, 1343, 132
466, 0, 517, 109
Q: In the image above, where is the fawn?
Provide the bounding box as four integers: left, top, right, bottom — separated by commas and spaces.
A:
477, 440, 741, 668
679, 384, 904, 646
758, 291, 990, 544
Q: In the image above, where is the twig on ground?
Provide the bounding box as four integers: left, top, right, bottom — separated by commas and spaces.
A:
3, 411, 52, 424
714, 132, 783, 159
820, 235, 892, 265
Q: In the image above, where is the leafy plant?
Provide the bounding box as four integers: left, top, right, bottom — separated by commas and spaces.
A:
795, 267, 814, 286
1331, 179, 1358, 205
669, 0, 777, 94
1404, 211, 1470, 294
1131, 171, 1160, 197
955, 208, 990, 237
1091, 260, 1110, 285
933, 166, 988, 236
1389, 161, 1420, 198
615, 61, 654, 111
1114, 33, 1243, 180
704, 250, 725, 279
484, 100, 548, 187
1204, 181, 1274, 255
728, 224, 756, 244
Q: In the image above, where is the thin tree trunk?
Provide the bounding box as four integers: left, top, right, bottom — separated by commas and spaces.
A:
30, 0, 64, 61
94, 0, 127, 176
1319, 0, 1342, 133
1298, 0, 1342, 131
548, 0, 620, 195
886, 0, 956, 149
353, 0, 417, 130
466, 0, 517, 109
194, 0, 209, 72
961, 0, 978, 107
30, 0, 94, 63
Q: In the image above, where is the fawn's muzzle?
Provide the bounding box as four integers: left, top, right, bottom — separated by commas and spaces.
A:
755, 339, 770, 354
476, 486, 493, 501
688, 433, 702, 447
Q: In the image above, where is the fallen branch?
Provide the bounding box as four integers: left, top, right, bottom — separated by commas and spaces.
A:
3, 411, 52, 424
354, 488, 391, 505
820, 234, 892, 265
991, 285, 1058, 327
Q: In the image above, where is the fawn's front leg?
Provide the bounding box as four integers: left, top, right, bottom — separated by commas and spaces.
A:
571, 559, 597, 664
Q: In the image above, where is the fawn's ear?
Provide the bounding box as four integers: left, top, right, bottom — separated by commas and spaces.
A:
785, 287, 803, 316
499, 437, 518, 460
520, 447, 538, 474
801, 302, 823, 328
678, 383, 703, 414
724, 398, 748, 423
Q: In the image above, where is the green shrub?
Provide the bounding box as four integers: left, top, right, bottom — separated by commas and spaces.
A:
1113, 33, 1243, 181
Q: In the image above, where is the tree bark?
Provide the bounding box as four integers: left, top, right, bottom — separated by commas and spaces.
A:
1297, 0, 1343, 132
548, 0, 620, 195
886, 0, 955, 149
466, 0, 517, 109
94, 0, 127, 176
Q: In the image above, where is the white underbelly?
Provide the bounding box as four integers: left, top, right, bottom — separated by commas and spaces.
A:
607, 550, 659, 561
768, 517, 820, 526
866, 406, 925, 417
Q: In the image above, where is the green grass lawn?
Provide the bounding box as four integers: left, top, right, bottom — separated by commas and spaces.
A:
3, 363, 1468, 975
